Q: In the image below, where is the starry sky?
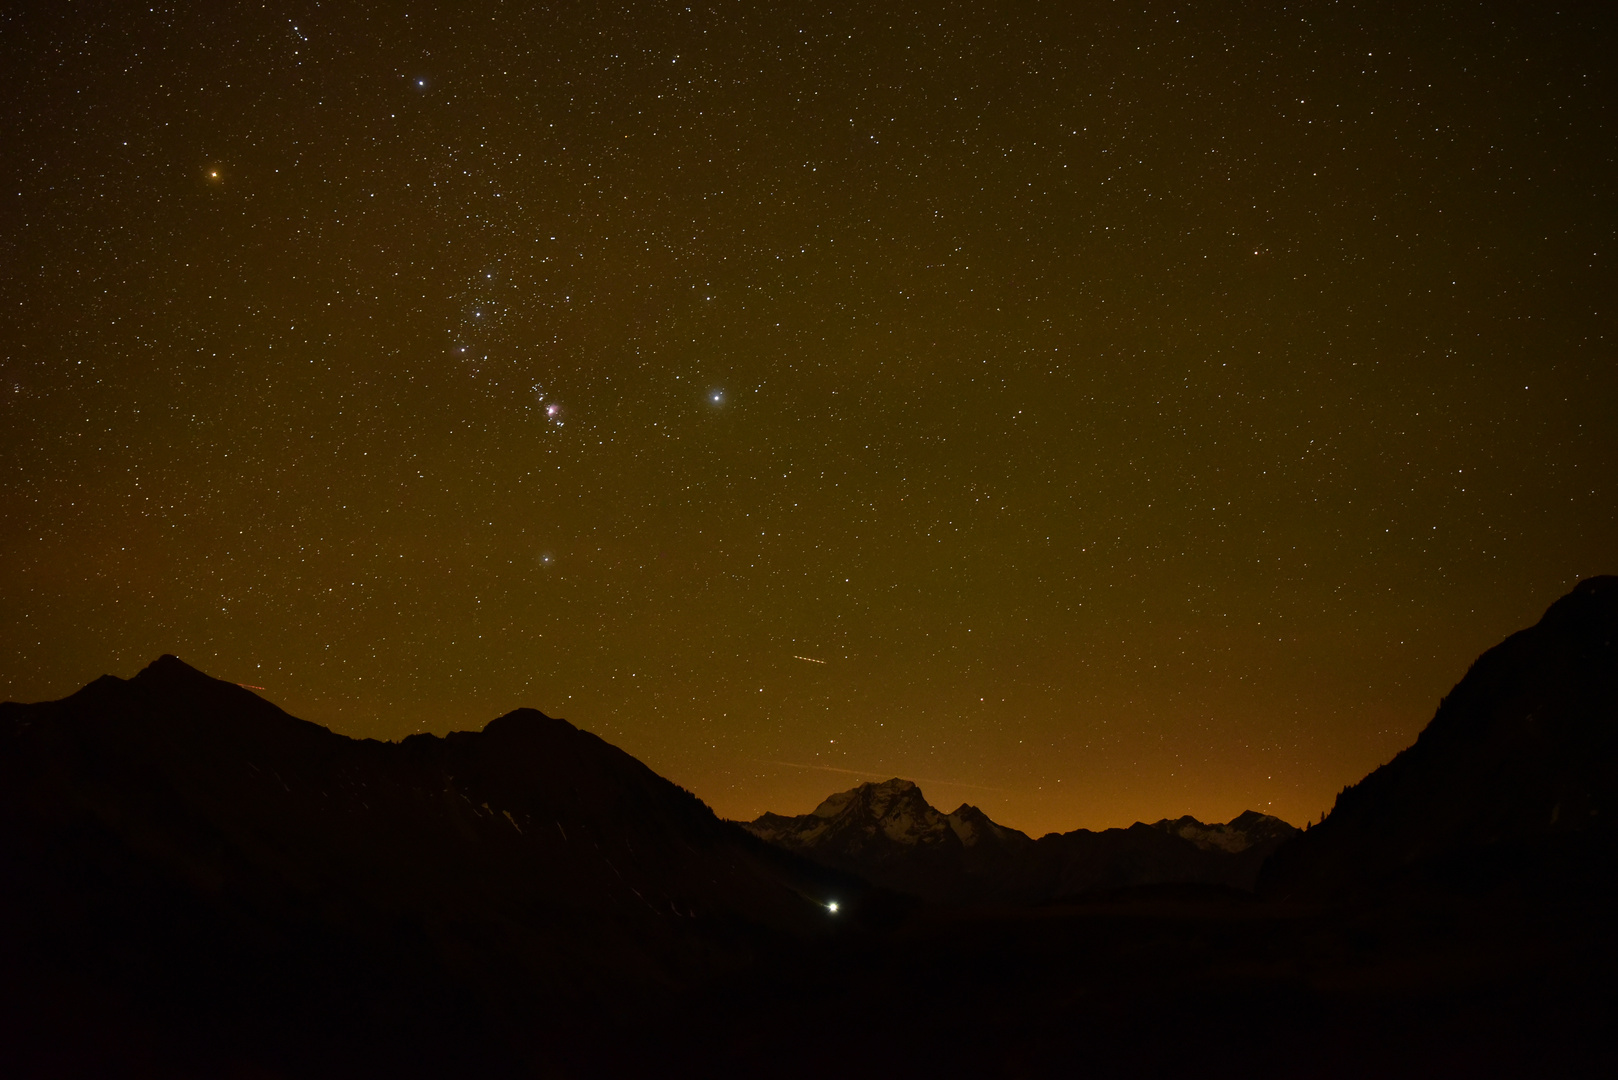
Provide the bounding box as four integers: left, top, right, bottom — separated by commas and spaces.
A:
3, 1, 1614, 836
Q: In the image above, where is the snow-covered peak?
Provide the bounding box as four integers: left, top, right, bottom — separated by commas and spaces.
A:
747, 779, 1033, 857
811, 778, 918, 819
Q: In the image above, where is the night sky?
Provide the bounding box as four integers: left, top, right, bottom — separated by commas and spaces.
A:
3, 1, 1614, 836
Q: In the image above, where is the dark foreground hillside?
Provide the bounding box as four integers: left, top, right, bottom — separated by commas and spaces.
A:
0, 656, 889, 1077
1261, 574, 1618, 900
2, 578, 1615, 1078
686, 864, 1615, 1078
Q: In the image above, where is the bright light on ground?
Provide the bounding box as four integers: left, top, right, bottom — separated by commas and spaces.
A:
827, 901, 839, 914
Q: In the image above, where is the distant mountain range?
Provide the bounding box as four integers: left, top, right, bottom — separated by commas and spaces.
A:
745, 779, 1296, 903
2, 576, 1614, 1076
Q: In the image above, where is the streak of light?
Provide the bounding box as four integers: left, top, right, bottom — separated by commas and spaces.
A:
792, 655, 827, 664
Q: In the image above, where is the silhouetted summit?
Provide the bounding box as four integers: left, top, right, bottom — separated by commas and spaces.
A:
1262, 575, 1618, 900
0, 658, 871, 1075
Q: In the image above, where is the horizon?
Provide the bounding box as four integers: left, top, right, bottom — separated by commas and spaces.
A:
14, 574, 1591, 838
3, 3, 1613, 841
19, 649, 1313, 835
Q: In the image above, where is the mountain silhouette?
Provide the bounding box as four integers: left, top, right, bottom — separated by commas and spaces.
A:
747, 777, 1295, 902
0, 655, 878, 1075
1261, 575, 1618, 900
4, 572, 1616, 1078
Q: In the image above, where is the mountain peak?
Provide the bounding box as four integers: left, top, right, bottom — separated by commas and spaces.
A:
0, 654, 871, 1075
798, 778, 943, 841
746, 782, 1299, 902
481, 706, 572, 739
131, 653, 212, 684
811, 777, 916, 808
744, 778, 1036, 902
1150, 811, 1298, 853
125, 655, 273, 707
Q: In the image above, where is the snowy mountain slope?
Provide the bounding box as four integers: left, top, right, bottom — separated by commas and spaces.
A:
746, 778, 1295, 902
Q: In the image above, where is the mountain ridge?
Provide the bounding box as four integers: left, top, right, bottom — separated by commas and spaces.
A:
0, 654, 888, 1075
4, 578, 1616, 1075
1260, 574, 1618, 900
745, 777, 1296, 902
